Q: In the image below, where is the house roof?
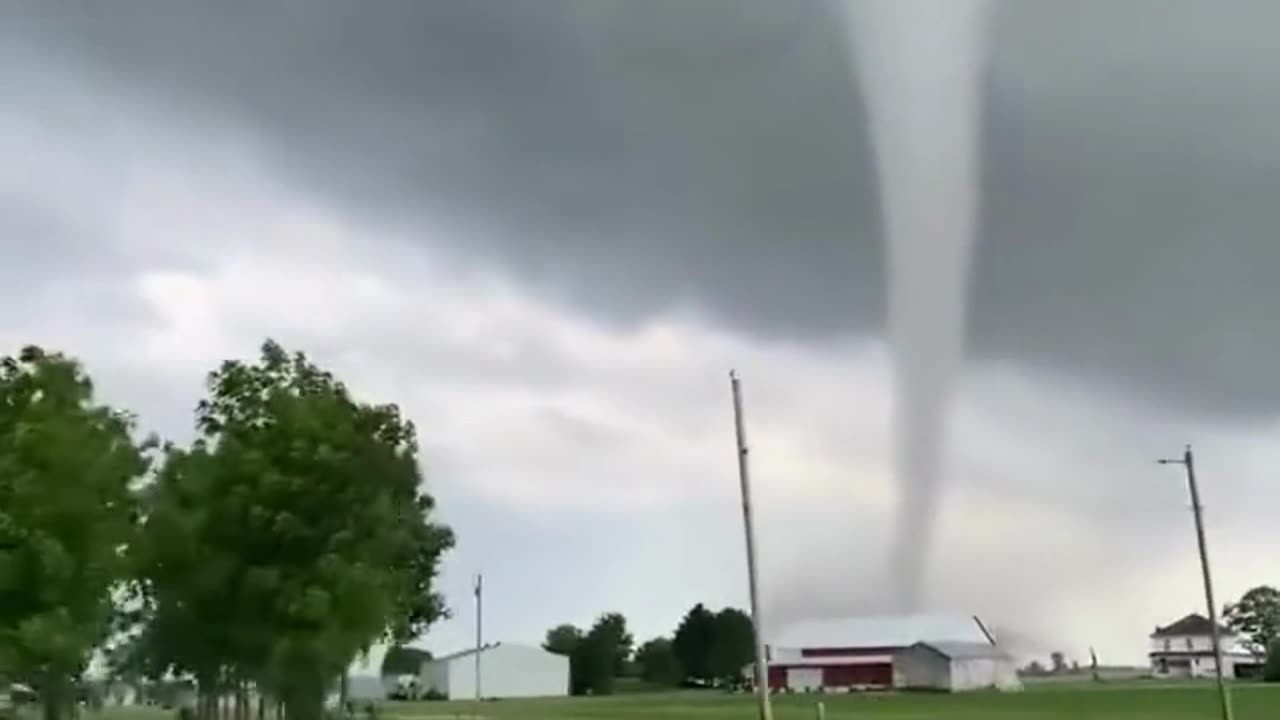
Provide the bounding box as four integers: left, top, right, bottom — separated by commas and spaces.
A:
913, 641, 1012, 661
772, 613, 994, 651
1151, 614, 1232, 638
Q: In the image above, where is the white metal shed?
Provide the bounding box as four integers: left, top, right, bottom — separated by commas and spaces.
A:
421, 643, 569, 700
895, 641, 1022, 692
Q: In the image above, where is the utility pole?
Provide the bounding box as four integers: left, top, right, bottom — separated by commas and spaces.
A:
474, 573, 483, 709
1158, 445, 1232, 720
729, 370, 774, 720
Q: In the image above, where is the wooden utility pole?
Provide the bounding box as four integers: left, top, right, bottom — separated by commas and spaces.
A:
1159, 445, 1233, 720
474, 573, 483, 708
729, 370, 774, 720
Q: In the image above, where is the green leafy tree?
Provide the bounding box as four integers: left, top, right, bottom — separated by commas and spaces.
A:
544, 624, 593, 695
591, 612, 634, 676
546, 615, 631, 696
1264, 640, 1280, 683
634, 638, 682, 686
1225, 586, 1280, 657
709, 608, 756, 683
0, 346, 150, 720
672, 604, 716, 683
570, 614, 632, 696
543, 624, 583, 657
131, 341, 453, 720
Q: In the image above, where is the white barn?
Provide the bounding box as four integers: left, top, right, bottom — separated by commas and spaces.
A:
421, 643, 568, 700
895, 641, 1022, 692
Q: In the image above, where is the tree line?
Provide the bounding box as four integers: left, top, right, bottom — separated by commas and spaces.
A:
0, 342, 454, 720
543, 603, 757, 696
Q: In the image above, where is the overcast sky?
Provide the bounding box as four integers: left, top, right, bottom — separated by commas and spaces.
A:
3, 0, 1279, 664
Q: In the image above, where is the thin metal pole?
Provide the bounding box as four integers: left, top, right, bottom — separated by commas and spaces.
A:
730, 370, 774, 720
474, 574, 483, 709
1160, 445, 1232, 720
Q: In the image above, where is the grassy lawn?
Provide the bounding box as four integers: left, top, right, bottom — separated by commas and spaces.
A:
384, 683, 1280, 720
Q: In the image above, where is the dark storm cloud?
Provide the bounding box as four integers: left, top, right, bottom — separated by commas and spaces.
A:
5, 0, 1280, 415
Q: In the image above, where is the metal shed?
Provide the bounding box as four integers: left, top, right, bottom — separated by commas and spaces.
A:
421, 643, 569, 700
895, 641, 1022, 692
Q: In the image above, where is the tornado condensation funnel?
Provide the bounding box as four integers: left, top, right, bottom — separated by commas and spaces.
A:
841, 0, 991, 608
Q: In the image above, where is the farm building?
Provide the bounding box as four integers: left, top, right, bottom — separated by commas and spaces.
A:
1148, 613, 1261, 679
760, 613, 1018, 693
896, 641, 1021, 691
420, 643, 568, 700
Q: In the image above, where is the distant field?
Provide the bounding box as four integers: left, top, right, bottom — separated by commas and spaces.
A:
384, 683, 1280, 720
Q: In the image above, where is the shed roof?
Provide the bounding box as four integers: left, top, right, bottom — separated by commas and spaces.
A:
432, 642, 502, 662
430, 642, 560, 663
913, 641, 1012, 661
772, 613, 994, 650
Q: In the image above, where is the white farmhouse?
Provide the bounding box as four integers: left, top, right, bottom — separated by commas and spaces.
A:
420, 643, 568, 700
895, 641, 1022, 692
1148, 613, 1261, 679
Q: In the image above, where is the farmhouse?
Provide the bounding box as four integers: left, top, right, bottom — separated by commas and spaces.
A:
761, 613, 1020, 692
420, 643, 569, 700
1148, 613, 1261, 679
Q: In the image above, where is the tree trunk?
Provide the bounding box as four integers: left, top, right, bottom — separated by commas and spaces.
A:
257, 693, 266, 720
283, 690, 324, 720
39, 673, 68, 720
207, 691, 220, 720
41, 695, 62, 720
237, 683, 248, 720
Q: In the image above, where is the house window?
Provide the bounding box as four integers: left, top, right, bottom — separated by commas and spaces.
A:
1185, 638, 1193, 650
1163, 639, 1171, 651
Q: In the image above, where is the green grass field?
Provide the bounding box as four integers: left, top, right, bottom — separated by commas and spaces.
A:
383, 683, 1280, 720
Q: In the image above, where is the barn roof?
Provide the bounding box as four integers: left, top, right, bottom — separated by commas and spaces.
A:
772, 613, 994, 650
